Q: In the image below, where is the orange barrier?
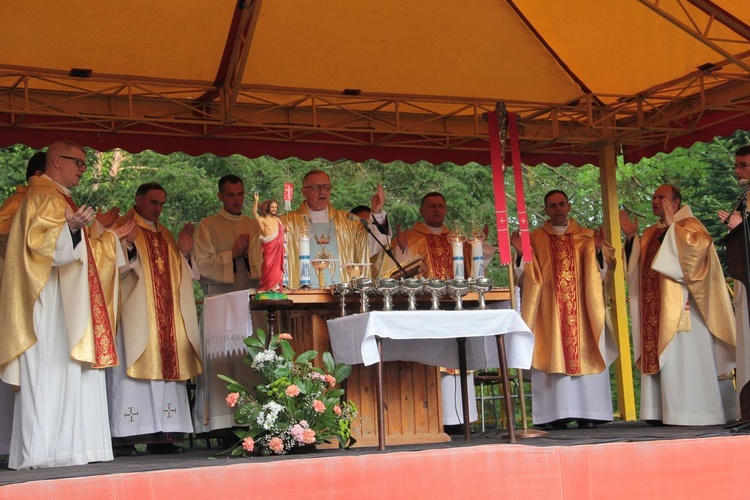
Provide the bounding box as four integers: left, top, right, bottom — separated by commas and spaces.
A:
3, 436, 750, 499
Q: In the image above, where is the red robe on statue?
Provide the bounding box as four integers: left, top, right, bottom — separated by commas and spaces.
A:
260, 219, 285, 291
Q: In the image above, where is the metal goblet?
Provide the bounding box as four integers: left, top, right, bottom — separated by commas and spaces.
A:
400, 277, 424, 311
375, 277, 400, 311
468, 276, 493, 310
351, 277, 375, 313
447, 278, 470, 310
424, 278, 447, 311
331, 282, 353, 317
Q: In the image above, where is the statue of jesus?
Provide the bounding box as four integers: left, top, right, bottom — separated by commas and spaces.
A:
252, 193, 285, 291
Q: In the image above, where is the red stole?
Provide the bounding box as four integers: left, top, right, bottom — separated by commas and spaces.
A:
639, 227, 666, 374
63, 197, 118, 368
141, 230, 181, 380
548, 234, 582, 374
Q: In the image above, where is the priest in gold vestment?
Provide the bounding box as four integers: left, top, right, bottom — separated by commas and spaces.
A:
622, 184, 736, 425
514, 190, 617, 430
106, 183, 202, 455
282, 170, 371, 287
0, 140, 130, 469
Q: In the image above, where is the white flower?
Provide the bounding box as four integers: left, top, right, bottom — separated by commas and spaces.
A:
256, 401, 285, 430
251, 349, 282, 369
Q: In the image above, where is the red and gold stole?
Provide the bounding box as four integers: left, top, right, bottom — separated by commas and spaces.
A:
639, 227, 666, 375
425, 233, 452, 279
548, 234, 582, 374
141, 230, 180, 380
63, 197, 118, 368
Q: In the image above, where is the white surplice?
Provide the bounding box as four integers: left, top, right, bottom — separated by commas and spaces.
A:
734, 281, 750, 411
5, 228, 113, 469
192, 211, 265, 433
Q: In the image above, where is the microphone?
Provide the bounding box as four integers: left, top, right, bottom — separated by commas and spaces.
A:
346, 212, 371, 227
740, 179, 750, 188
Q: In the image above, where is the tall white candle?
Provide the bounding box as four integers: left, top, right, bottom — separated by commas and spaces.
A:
451, 241, 465, 279
471, 240, 484, 278
298, 232, 311, 287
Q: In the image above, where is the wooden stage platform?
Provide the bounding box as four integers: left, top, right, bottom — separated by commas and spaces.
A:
2, 422, 750, 499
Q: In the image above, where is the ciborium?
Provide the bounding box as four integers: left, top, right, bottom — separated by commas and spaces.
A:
352, 277, 375, 313
375, 277, 400, 311
400, 277, 424, 311
468, 276, 493, 310
447, 278, 470, 310
331, 282, 353, 317
424, 278, 447, 311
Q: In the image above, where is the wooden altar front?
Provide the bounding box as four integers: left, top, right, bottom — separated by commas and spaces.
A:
276, 288, 511, 448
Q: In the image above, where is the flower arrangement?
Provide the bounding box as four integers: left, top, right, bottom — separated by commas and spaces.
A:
219, 329, 357, 456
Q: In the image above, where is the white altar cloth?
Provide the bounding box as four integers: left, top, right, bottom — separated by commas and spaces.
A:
202, 289, 253, 359
327, 310, 534, 370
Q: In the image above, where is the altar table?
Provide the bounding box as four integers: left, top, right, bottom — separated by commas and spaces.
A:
327, 310, 533, 449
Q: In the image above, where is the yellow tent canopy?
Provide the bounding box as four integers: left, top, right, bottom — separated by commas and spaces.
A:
0, 0, 748, 165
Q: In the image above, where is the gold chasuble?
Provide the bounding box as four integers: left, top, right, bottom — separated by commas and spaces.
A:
393, 222, 471, 279
0, 176, 120, 386
521, 220, 613, 376
282, 202, 370, 285
118, 210, 201, 381
636, 218, 735, 374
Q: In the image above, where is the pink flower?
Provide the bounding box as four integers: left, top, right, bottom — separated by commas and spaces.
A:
225, 392, 240, 407
325, 374, 336, 387
268, 437, 285, 454
242, 437, 254, 452
285, 384, 301, 397
302, 428, 317, 444
300, 420, 308, 427
278, 333, 293, 340
313, 399, 326, 413
334, 405, 342, 416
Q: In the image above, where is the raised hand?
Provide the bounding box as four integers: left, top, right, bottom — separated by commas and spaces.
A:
510, 230, 523, 256
396, 223, 407, 252
113, 218, 136, 241
178, 222, 194, 256
619, 209, 638, 240
65, 205, 96, 232
95, 206, 121, 229
371, 184, 385, 214
661, 198, 676, 226
593, 226, 606, 250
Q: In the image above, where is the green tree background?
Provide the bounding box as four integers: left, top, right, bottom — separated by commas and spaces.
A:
2, 130, 749, 285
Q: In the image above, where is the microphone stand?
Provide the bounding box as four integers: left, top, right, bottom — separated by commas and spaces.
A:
360, 220, 409, 278
724, 188, 750, 433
